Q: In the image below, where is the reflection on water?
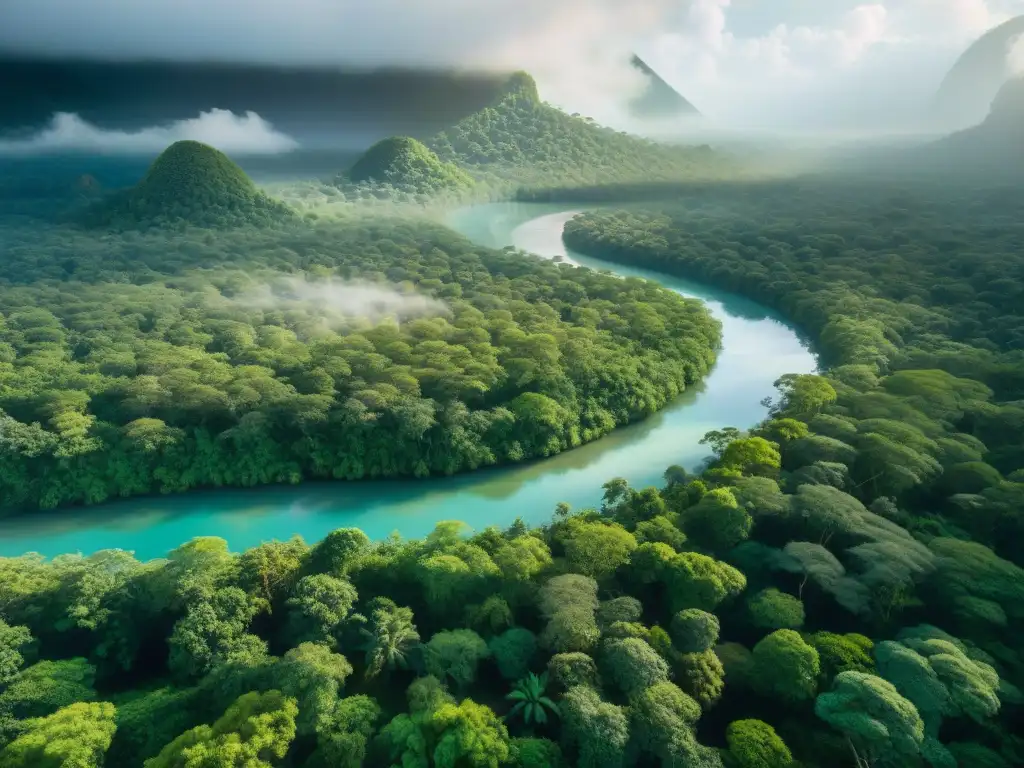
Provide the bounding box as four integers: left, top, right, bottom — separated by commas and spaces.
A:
0, 202, 816, 560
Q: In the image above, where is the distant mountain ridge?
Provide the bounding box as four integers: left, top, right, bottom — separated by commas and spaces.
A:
933, 75, 1024, 169
629, 55, 700, 119
933, 15, 1024, 128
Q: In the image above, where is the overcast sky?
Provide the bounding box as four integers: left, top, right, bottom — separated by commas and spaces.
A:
2, 0, 1023, 132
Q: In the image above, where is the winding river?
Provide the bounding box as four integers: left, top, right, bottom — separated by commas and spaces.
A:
0, 203, 815, 560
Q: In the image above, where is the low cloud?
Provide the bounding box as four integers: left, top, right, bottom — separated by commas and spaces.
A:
1008, 32, 1024, 74
226, 277, 449, 325
0, 109, 299, 155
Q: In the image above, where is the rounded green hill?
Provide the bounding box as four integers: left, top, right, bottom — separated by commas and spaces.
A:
85, 140, 294, 229
346, 136, 474, 192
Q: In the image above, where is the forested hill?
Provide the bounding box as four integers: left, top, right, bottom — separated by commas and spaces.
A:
80, 140, 296, 229
317, 71, 728, 207
425, 72, 725, 188
337, 136, 474, 195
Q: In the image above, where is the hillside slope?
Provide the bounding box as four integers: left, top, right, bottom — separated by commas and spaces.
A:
931, 76, 1024, 173
425, 72, 725, 188
83, 140, 294, 228
933, 15, 1024, 128
629, 55, 700, 119
343, 136, 473, 193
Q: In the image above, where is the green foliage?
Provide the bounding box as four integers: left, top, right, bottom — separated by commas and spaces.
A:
424, 629, 490, 692
809, 632, 875, 683
345, 137, 474, 194
285, 574, 358, 645
108, 686, 197, 766
670, 609, 720, 654
5, 157, 1024, 768
718, 437, 782, 478
144, 690, 298, 768
0, 622, 33, 687
168, 587, 265, 680
683, 488, 753, 552
546, 653, 600, 692
467, 595, 513, 636
0, 658, 96, 721
751, 630, 820, 703
746, 588, 805, 630
595, 597, 643, 630
273, 642, 353, 736
600, 638, 670, 698
676, 650, 726, 709
85, 140, 295, 229
505, 672, 559, 726
432, 699, 510, 768
874, 630, 1002, 759
560, 686, 629, 768
306, 529, 369, 578
665, 552, 747, 614
489, 628, 538, 681
238, 537, 306, 606
945, 742, 1011, 768
510, 737, 565, 768
558, 520, 637, 580
0, 701, 116, 768
0, 212, 720, 510
634, 516, 687, 549
428, 73, 730, 190
359, 599, 420, 680
538, 575, 600, 654
307, 695, 380, 768
815, 672, 924, 767
725, 719, 793, 768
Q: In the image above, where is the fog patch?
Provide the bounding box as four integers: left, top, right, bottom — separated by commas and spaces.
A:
1007, 33, 1024, 77
225, 276, 449, 325
0, 109, 299, 155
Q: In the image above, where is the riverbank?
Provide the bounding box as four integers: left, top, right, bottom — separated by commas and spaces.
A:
0, 202, 814, 559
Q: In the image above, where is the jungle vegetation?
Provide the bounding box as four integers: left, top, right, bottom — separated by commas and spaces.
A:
309, 72, 731, 208
0, 70, 1022, 768
0, 167, 720, 509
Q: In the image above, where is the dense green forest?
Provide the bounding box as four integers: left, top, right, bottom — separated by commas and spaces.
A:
1, 66, 1023, 768
341, 137, 474, 196
3, 173, 1023, 768
2, 358, 1022, 765
0, 163, 720, 509
562, 179, 1024, 566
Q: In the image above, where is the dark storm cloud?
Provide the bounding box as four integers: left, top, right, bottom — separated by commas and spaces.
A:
0, 0, 689, 120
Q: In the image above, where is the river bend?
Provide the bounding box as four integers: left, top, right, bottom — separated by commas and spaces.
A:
0, 203, 815, 559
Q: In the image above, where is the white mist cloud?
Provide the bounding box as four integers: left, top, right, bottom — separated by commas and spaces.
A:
641, 0, 1023, 132
0, 109, 299, 155
1008, 32, 1024, 74
228, 277, 449, 325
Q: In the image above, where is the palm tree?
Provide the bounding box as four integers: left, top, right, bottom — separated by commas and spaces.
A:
505, 672, 559, 726
360, 601, 420, 679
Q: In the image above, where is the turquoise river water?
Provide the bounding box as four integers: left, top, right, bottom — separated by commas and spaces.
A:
0, 202, 816, 560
